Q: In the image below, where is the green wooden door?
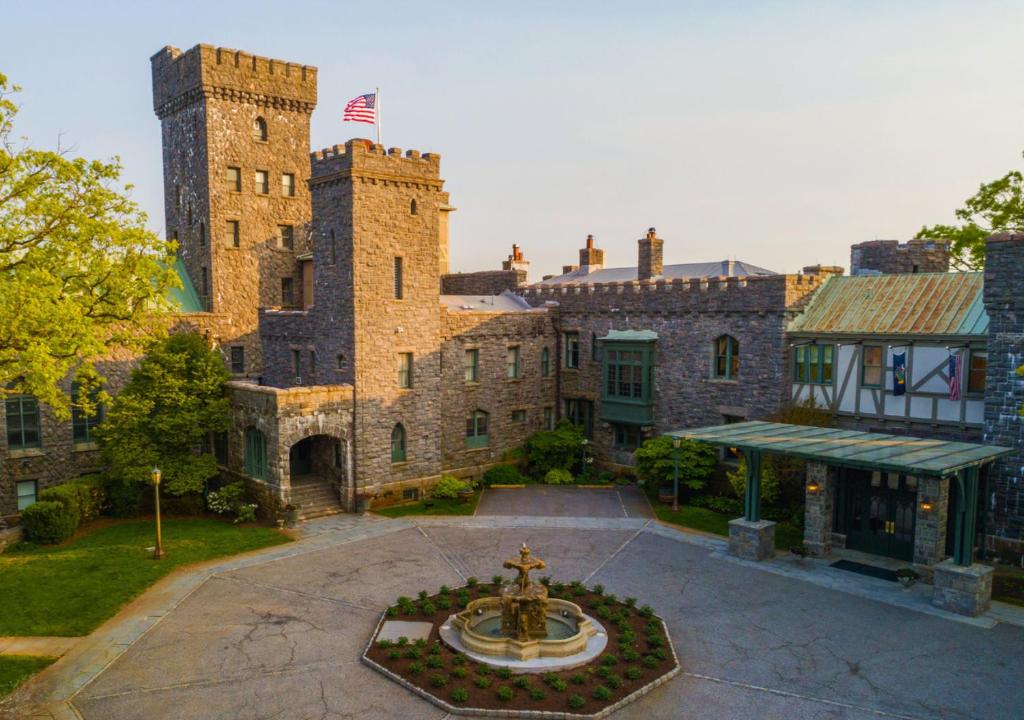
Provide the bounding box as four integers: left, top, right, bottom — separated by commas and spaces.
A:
844, 471, 916, 562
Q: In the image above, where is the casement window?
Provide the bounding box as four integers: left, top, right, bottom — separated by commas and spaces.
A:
464, 349, 479, 383
282, 173, 296, 197
713, 335, 739, 380
16, 480, 37, 511
244, 427, 267, 479
255, 170, 269, 195
605, 349, 646, 399
967, 351, 987, 394
511, 409, 527, 423
5, 396, 41, 450
398, 352, 413, 388
281, 277, 294, 306
540, 347, 551, 377
226, 167, 241, 192
563, 332, 580, 369
226, 220, 240, 248
71, 383, 103, 444
391, 424, 407, 462
279, 225, 295, 250
506, 346, 521, 379
543, 406, 554, 430
465, 410, 489, 449
230, 346, 245, 374
393, 257, 404, 299
793, 344, 835, 385
861, 345, 884, 387
563, 398, 593, 438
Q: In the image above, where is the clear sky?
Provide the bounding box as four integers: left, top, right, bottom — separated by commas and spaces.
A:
5, 1, 1023, 278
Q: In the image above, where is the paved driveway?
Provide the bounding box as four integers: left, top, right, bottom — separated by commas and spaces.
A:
4, 512, 1021, 720
476, 484, 654, 518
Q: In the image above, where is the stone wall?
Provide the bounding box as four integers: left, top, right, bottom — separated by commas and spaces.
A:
850, 239, 949, 275
440, 270, 527, 296
982, 233, 1024, 549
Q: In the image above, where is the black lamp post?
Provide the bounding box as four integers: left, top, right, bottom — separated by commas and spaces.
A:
151, 467, 166, 560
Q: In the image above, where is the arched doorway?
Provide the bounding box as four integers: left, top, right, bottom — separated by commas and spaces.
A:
288, 434, 346, 518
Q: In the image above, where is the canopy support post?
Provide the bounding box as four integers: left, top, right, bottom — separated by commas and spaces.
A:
743, 449, 762, 522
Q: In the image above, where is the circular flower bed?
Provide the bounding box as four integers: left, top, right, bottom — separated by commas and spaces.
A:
363, 578, 679, 716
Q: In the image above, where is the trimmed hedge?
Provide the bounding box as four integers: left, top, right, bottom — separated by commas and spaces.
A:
21, 501, 77, 544
39, 485, 81, 529
482, 465, 527, 486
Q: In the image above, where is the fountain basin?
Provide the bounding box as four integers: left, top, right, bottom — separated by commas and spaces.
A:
439, 596, 608, 672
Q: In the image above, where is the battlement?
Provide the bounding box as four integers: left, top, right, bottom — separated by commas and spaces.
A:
850, 238, 949, 275
151, 44, 317, 117
309, 138, 441, 185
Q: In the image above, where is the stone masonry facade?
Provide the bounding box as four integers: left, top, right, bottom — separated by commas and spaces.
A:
850, 239, 950, 275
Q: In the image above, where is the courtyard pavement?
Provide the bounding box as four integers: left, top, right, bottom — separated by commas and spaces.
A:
2, 490, 1022, 720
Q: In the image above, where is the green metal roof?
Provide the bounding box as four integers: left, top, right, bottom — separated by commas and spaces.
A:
599, 330, 659, 342
166, 256, 204, 313
789, 272, 988, 337
665, 421, 1011, 477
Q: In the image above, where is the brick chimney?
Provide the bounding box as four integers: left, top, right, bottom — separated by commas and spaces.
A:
578, 234, 605, 270
638, 227, 663, 281
502, 243, 530, 273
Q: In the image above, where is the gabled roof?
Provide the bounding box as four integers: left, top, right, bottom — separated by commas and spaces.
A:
788, 272, 988, 337
537, 259, 776, 286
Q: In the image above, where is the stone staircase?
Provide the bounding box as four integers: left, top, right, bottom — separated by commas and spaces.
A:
290, 479, 345, 521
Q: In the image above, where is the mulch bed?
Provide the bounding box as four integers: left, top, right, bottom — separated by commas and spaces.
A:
364, 579, 677, 715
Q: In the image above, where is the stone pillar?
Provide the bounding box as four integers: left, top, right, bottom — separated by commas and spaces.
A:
932, 559, 994, 617
913, 476, 949, 567
728, 518, 776, 561
803, 462, 835, 557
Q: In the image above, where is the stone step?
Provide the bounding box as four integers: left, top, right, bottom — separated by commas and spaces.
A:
299, 505, 345, 520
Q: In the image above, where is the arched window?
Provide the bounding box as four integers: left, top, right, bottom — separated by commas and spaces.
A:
244, 427, 267, 479
465, 410, 489, 449
410, 198, 418, 215
541, 347, 551, 377
254, 116, 268, 141
714, 335, 739, 380
337, 352, 346, 369
391, 424, 406, 463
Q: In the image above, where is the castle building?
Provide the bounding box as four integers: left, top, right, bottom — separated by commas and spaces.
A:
1, 44, 1022, 581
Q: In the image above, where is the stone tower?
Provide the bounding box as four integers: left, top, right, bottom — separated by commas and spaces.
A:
850, 239, 949, 275
151, 44, 317, 375
308, 139, 449, 494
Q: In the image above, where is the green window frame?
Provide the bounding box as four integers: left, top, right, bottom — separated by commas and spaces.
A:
604, 349, 647, 400
391, 424, 407, 462
71, 383, 104, 444
5, 395, 41, 450
464, 349, 479, 383
244, 427, 267, 480
861, 345, 884, 387
398, 352, 413, 388
713, 335, 739, 379
465, 410, 489, 449
540, 347, 551, 377
563, 332, 580, 369
506, 346, 521, 379
967, 351, 987, 394
793, 344, 835, 385
16, 480, 37, 511
612, 423, 641, 451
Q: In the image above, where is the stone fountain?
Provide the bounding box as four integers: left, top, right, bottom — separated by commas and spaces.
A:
439, 543, 607, 671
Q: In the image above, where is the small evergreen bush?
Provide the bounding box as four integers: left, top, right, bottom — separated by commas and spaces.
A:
432, 474, 469, 499
451, 687, 468, 703
593, 685, 612, 701
21, 501, 76, 544
482, 464, 527, 486
39, 485, 82, 529
543, 468, 574, 485
568, 694, 585, 709
496, 685, 514, 701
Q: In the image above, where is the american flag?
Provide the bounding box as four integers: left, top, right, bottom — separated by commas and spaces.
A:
343, 93, 376, 124
949, 352, 964, 401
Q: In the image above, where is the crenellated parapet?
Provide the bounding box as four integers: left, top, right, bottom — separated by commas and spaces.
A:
151, 44, 317, 118
309, 139, 443, 190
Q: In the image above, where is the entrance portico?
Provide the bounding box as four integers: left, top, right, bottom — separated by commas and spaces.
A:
666, 421, 1011, 616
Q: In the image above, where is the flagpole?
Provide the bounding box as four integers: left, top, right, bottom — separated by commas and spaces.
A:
376, 86, 381, 146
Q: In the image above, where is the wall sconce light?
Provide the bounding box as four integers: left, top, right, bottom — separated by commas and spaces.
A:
806, 483, 820, 494
920, 501, 934, 512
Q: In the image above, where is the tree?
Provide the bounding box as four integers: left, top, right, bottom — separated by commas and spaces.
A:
523, 421, 585, 478
96, 332, 230, 496
634, 436, 717, 495
0, 72, 177, 418
915, 154, 1024, 270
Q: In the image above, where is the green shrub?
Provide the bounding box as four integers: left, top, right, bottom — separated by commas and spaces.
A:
497, 666, 512, 679
451, 687, 468, 703
568, 694, 585, 709
387, 649, 401, 660
513, 675, 529, 689
653, 647, 667, 660
474, 675, 493, 689
21, 501, 76, 544
530, 687, 545, 700
642, 655, 658, 668
492, 574, 505, 587
414, 637, 427, 648
426, 655, 443, 669
606, 674, 622, 690
550, 678, 567, 692
436, 594, 451, 610
523, 421, 585, 477
439, 584, 450, 594
72, 476, 105, 522
101, 476, 143, 517
404, 647, 421, 659
570, 673, 586, 685
626, 666, 642, 680
624, 596, 637, 608
159, 491, 205, 516
639, 605, 654, 618
452, 666, 468, 679
408, 661, 424, 675
592, 583, 604, 595
597, 666, 612, 679
452, 654, 467, 666
622, 648, 639, 662
476, 663, 492, 675
39, 485, 82, 530
593, 685, 612, 701
396, 635, 409, 646
601, 653, 618, 666
635, 436, 716, 496
376, 639, 393, 649
429, 642, 442, 655
466, 577, 478, 587
646, 634, 663, 649
430, 673, 448, 688
420, 601, 436, 615
432, 474, 470, 499
482, 464, 527, 486
496, 685, 514, 701
727, 456, 780, 505
543, 468, 574, 485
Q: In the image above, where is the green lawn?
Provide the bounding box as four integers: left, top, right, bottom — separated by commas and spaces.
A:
0, 655, 55, 699
373, 491, 481, 518
0, 519, 289, 637
652, 503, 804, 550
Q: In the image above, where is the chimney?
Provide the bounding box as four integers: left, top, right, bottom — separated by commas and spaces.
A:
502, 243, 530, 274
637, 227, 663, 281
578, 234, 605, 271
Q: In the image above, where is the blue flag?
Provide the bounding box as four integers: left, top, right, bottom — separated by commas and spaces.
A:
893, 352, 907, 396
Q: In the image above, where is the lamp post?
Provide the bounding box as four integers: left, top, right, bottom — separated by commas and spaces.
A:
150, 467, 165, 560
672, 437, 681, 512
580, 438, 589, 482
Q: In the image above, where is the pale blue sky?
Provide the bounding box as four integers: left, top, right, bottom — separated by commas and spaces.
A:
5, 1, 1023, 277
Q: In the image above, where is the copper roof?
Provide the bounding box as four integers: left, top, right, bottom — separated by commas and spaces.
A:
788, 272, 987, 337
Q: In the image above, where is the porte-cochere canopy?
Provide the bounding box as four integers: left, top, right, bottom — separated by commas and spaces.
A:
665, 421, 1011, 478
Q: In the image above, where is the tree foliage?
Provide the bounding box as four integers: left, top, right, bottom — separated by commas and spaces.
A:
0, 72, 177, 417
523, 421, 585, 478
915, 155, 1024, 270
633, 436, 717, 493
96, 333, 229, 496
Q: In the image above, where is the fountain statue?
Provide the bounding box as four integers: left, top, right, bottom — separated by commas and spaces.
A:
500, 544, 548, 641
